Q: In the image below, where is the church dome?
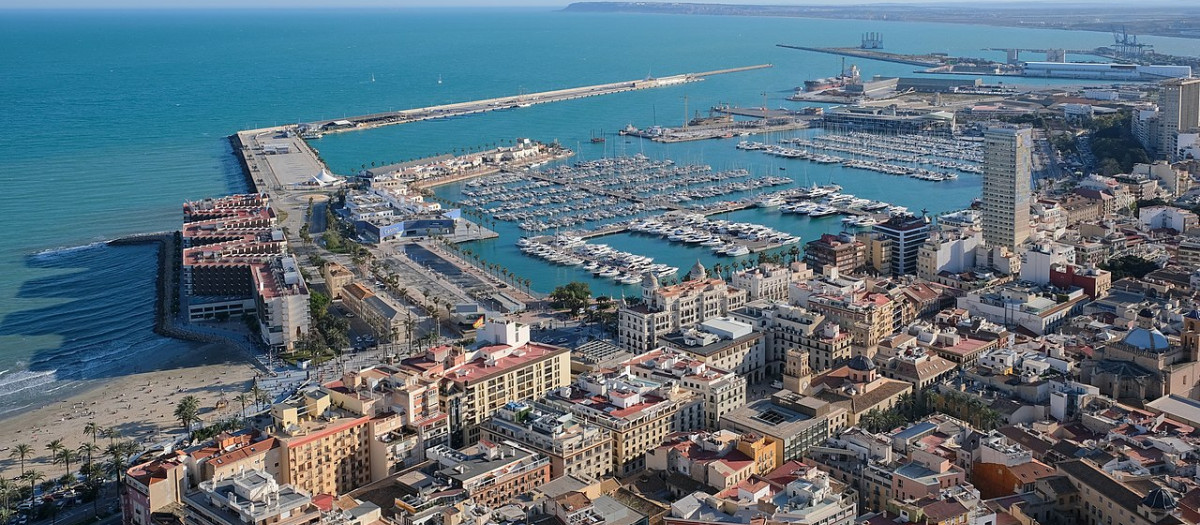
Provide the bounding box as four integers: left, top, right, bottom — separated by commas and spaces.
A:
1123, 327, 1169, 352
848, 355, 876, 372
1138, 308, 1155, 320
1142, 488, 1177, 510
688, 260, 707, 281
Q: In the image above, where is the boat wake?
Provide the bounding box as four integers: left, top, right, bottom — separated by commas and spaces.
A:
30, 240, 107, 261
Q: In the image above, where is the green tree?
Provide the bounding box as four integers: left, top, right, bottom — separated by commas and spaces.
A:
22, 470, 44, 498
10, 443, 32, 475
53, 449, 77, 478
549, 282, 592, 314
77, 442, 99, 468
174, 395, 201, 439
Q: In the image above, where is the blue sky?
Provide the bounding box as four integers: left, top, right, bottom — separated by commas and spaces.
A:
0, 0, 1148, 8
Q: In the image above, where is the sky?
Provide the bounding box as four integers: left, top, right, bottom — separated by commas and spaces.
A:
0, 0, 1148, 9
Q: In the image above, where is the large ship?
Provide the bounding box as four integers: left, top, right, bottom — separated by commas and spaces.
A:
802, 62, 861, 92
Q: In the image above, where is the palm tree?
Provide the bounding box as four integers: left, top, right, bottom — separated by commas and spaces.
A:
23, 470, 44, 497
83, 422, 100, 450
235, 393, 251, 419
100, 427, 120, 448
46, 439, 64, 466
174, 395, 201, 439
250, 385, 265, 409
10, 443, 32, 475
53, 449, 77, 478
77, 443, 99, 467
0, 477, 13, 511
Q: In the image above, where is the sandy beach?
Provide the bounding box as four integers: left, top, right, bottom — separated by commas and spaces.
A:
0, 342, 259, 480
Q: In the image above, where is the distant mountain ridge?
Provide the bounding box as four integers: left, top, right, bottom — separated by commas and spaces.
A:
561, 2, 1200, 40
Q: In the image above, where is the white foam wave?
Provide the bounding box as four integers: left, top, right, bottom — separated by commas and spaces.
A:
30, 240, 107, 260
0, 369, 58, 398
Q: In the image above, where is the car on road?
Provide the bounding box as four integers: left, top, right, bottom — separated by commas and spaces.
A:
345, 312, 355, 318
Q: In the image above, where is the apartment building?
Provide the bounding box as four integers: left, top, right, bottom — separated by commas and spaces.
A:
181, 193, 310, 350
479, 400, 613, 480
546, 372, 689, 476
182, 470, 320, 525
620, 269, 747, 352
657, 317, 766, 383
426, 440, 551, 510
804, 234, 866, 275
730, 262, 812, 302
398, 319, 572, 447
623, 348, 747, 430
980, 126, 1033, 249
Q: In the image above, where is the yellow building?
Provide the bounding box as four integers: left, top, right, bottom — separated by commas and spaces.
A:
400, 319, 572, 447
321, 262, 354, 299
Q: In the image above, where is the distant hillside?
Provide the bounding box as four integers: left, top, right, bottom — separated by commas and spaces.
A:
561, 2, 1200, 40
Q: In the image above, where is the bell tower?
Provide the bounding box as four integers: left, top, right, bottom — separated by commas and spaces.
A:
1182, 310, 1200, 362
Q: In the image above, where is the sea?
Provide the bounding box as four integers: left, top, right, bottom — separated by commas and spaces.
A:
1, 7, 1198, 415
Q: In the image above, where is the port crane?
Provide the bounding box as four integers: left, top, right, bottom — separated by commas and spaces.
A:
1111, 26, 1153, 58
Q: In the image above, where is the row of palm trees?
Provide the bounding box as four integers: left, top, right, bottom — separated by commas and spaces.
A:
3, 423, 143, 523
441, 241, 534, 294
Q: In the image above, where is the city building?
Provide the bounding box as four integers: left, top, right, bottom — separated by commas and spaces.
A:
800, 356, 913, 431
646, 430, 777, 491
398, 319, 572, 447
340, 283, 404, 340
666, 463, 857, 525
805, 234, 866, 275
730, 262, 812, 302
720, 393, 845, 462
181, 193, 310, 350
426, 440, 551, 510
321, 262, 354, 300
873, 214, 931, 276
916, 227, 982, 282
122, 455, 188, 525
981, 126, 1033, 250
623, 348, 747, 430
1051, 458, 1187, 525
957, 283, 1087, 336
479, 400, 613, 480
619, 268, 747, 352
1157, 77, 1200, 161
875, 339, 957, 390
546, 371, 691, 476
182, 470, 320, 525
1080, 308, 1200, 401
1140, 205, 1198, 233
270, 390, 373, 496
730, 301, 824, 378
657, 317, 765, 383
1020, 242, 1076, 285
1133, 105, 1161, 153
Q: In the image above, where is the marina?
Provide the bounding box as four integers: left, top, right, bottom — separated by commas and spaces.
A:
737, 129, 983, 182
459, 155, 793, 232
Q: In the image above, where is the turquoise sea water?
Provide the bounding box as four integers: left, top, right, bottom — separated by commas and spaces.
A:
2, 7, 1197, 412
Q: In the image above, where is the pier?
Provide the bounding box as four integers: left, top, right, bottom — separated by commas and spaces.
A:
302, 64, 774, 136
776, 44, 944, 67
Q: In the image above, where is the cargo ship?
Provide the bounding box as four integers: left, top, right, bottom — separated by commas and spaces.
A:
801, 62, 861, 92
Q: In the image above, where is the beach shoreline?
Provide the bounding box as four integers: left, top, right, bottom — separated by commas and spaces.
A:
0, 341, 259, 481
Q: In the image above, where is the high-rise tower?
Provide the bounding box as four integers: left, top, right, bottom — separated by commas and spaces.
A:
981, 126, 1033, 249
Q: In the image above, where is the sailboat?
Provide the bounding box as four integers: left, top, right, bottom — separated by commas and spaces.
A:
437, 74, 443, 85
590, 130, 606, 144
370, 73, 375, 83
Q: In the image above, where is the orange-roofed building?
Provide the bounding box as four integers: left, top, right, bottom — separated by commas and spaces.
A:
618, 266, 747, 352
